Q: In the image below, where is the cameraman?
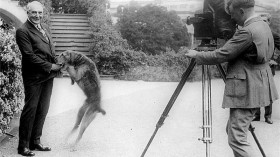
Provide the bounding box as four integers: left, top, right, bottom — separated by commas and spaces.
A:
185, 0, 278, 156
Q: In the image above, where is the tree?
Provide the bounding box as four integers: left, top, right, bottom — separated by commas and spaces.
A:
81, 0, 128, 54
117, 4, 191, 55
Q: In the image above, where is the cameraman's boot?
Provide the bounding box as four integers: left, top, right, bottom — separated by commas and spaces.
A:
253, 108, 260, 121
264, 104, 272, 124
265, 118, 273, 124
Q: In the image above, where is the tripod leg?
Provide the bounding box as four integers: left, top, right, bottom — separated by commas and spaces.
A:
216, 64, 226, 82
201, 65, 212, 157
216, 64, 266, 157
157, 58, 197, 127
140, 58, 197, 157
249, 124, 266, 157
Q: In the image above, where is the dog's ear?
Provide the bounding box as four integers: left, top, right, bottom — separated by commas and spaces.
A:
62, 50, 70, 62
60, 51, 67, 59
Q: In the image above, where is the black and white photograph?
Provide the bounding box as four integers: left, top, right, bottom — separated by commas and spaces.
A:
0, 0, 280, 156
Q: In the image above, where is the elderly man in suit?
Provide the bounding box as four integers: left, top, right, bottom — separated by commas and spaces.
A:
16, 1, 62, 156
184, 0, 278, 156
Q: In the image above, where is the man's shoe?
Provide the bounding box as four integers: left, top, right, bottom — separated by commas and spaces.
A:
30, 144, 51, 151
252, 116, 260, 121
265, 118, 273, 124
18, 147, 35, 156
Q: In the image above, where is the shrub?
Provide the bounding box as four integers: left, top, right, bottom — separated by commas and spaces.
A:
79, 0, 131, 75
123, 50, 224, 82
90, 46, 147, 75
0, 28, 24, 135
123, 51, 189, 81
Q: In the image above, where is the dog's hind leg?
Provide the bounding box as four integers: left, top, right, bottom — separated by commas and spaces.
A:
65, 102, 88, 142
74, 106, 98, 146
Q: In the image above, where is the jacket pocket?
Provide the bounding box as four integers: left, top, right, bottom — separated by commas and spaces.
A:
225, 74, 247, 97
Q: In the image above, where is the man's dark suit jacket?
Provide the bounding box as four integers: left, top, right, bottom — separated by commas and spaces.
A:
16, 20, 58, 85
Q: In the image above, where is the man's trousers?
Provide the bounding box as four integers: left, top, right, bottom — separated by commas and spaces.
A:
18, 79, 53, 149
226, 108, 258, 157
255, 103, 272, 119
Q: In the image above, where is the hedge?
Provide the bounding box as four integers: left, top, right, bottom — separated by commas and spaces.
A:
122, 50, 224, 82
0, 28, 24, 135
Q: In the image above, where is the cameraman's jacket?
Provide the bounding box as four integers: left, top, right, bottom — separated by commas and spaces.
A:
194, 16, 279, 108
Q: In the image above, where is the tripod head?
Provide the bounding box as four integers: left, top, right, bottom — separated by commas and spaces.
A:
194, 39, 217, 52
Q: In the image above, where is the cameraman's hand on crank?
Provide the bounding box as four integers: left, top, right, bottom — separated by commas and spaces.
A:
185, 49, 199, 58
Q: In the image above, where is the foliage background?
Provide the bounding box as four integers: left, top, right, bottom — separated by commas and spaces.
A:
83, 1, 193, 78
51, 0, 87, 14
269, 10, 280, 68
79, 0, 132, 76
0, 28, 24, 135
116, 4, 190, 55
271, 10, 280, 34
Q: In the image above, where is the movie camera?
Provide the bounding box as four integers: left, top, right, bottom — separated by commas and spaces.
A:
185, 6, 236, 41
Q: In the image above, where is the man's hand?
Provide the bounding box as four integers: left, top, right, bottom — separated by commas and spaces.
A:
185, 49, 199, 58
269, 60, 278, 65
51, 64, 62, 71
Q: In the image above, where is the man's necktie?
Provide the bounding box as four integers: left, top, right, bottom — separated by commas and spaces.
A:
36, 25, 49, 42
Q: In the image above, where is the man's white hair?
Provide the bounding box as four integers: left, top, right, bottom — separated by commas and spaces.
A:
26, 1, 44, 12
